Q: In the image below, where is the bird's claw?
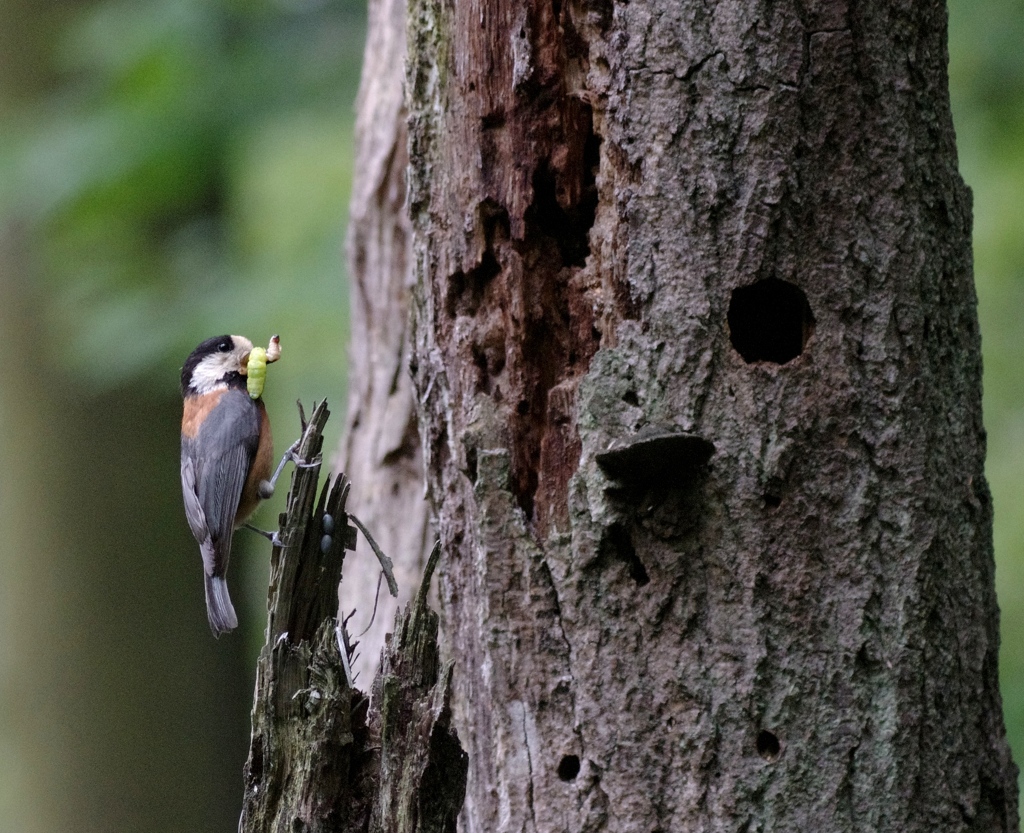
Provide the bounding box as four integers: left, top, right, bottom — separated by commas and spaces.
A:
243, 523, 284, 548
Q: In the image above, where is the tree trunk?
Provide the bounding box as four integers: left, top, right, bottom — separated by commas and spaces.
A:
375, 0, 1022, 830
337, 0, 430, 684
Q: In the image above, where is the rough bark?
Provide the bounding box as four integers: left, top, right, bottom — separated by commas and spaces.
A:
394, 0, 1020, 831
336, 0, 431, 684
370, 543, 469, 833
240, 404, 466, 832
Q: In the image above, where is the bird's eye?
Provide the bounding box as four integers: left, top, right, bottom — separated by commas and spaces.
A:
218, 341, 232, 353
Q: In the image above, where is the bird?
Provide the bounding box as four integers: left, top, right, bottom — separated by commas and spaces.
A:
180, 334, 277, 636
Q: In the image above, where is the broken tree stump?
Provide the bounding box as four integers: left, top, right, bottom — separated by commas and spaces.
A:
239, 402, 466, 833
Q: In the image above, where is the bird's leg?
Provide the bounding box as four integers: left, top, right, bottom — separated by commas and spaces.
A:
257, 437, 316, 500
248, 421, 322, 546
243, 523, 284, 548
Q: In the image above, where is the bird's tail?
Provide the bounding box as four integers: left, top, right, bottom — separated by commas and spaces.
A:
204, 573, 238, 637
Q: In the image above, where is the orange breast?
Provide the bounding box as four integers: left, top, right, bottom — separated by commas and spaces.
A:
182, 389, 226, 438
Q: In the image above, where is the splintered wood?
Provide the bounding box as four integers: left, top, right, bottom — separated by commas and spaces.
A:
239, 402, 466, 833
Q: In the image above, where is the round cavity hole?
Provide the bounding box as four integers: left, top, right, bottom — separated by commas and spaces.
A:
728, 278, 814, 364
756, 730, 782, 762
557, 754, 581, 781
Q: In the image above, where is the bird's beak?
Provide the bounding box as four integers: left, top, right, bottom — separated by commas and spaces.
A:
239, 351, 251, 374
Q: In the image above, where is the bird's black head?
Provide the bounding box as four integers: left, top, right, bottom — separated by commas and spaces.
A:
181, 335, 254, 396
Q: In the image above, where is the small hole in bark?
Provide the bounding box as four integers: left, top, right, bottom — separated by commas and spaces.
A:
763, 493, 781, 508
249, 736, 265, 782
519, 27, 526, 38
446, 249, 500, 318
756, 730, 781, 762
468, 81, 476, 92
622, 390, 639, 406
728, 278, 814, 364
466, 446, 478, 484
525, 155, 596, 268
471, 346, 490, 391
481, 111, 505, 130
517, 399, 530, 415
557, 755, 581, 781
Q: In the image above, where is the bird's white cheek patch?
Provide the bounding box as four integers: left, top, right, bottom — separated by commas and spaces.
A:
191, 356, 234, 395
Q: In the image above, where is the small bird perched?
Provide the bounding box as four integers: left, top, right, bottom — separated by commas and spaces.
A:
180, 334, 281, 636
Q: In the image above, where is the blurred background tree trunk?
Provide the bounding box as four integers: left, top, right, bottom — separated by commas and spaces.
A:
336, 0, 430, 684
345, 0, 1021, 830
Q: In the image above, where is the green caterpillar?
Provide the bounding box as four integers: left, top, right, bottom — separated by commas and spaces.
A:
247, 347, 268, 399
245, 335, 280, 399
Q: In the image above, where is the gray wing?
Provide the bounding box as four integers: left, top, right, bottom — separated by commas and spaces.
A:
180, 455, 209, 546
181, 389, 260, 579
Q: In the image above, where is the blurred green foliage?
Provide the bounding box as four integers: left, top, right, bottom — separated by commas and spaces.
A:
949, 0, 1024, 803
1, 0, 363, 400
0, 0, 366, 828
1, 0, 365, 647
